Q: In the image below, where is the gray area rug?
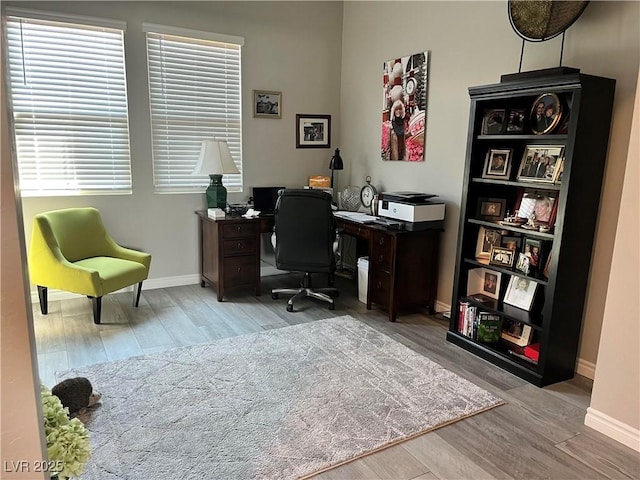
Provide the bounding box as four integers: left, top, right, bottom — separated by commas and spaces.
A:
58, 315, 504, 479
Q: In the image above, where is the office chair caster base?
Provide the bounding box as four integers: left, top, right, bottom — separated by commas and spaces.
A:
272, 293, 279, 300
286, 304, 294, 312
329, 303, 335, 310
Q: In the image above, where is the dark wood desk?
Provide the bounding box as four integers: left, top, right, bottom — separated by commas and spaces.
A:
196, 211, 441, 321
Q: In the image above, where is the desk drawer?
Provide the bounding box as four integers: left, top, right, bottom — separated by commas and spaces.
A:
222, 222, 257, 239
371, 232, 394, 271
341, 222, 371, 241
222, 256, 257, 287
369, 270, 391, 306
223, 238, 257, 256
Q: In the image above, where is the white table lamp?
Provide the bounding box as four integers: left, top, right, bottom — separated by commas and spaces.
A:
194, 140, 240, 209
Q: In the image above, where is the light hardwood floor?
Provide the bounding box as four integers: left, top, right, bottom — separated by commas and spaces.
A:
33, 274, 639, 480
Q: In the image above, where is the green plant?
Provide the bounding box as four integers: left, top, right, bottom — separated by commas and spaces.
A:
41, 385, 91, 479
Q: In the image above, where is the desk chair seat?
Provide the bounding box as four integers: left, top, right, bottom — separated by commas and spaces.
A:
271, 189, 339, 312
28, 207, 151, 324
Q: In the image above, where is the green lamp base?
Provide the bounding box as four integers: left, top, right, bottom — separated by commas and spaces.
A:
205, 174, 228, 210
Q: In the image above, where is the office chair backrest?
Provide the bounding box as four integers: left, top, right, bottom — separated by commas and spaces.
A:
273, 189, 336, 273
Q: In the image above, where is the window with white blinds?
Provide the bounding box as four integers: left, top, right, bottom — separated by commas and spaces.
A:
144, 24, 244, 193
5, 10, 132, 196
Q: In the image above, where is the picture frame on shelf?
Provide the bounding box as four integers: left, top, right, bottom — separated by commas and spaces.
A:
475, 226, 502, 260
489, 245, 515, 268
505, 108, 526, 133
501, 318, 534, 346
530, 92, 563, 135
515, 190, 558, 227
466, 267, 502, 300
523, 238, 543, 270
554, 158, 565, 184
543, 253, 552, 279
502, 235, 521, 252
296, 114, 331, 148
515, 252, 530, 275
253, 90, 282, 119
482, 148, 512, 179
481, 108, 505, 135
503, 276, 537, 311
476, 197, 507, 221
517, 145, 565, 183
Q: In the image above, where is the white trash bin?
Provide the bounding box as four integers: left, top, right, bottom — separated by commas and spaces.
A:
357, 256, 369, 303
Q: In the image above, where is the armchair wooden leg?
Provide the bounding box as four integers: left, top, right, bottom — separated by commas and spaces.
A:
134, 282, 143, 307
92, 297, 102, 324
37, 286, 48, 315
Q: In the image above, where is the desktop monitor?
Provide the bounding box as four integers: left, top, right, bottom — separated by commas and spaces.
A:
252, 186, 284, 213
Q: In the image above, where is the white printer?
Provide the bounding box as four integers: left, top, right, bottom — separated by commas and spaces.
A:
377, 192, 445, 229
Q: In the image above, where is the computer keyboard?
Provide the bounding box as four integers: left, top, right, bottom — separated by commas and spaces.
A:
333, 211, 377, 224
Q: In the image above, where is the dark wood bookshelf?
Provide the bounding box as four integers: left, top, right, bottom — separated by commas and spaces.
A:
449, 69, 616, 387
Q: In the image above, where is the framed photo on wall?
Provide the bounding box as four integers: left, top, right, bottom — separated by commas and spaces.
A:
296, 114, 331, 148
253, 90, 282, 119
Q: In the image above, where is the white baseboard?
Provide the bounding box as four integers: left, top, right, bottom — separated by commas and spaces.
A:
576, 357, 596, 380
29, 269, 292, 304
29, 274, 200, 304
435, 300, 451, 317
585, 407, 640, 452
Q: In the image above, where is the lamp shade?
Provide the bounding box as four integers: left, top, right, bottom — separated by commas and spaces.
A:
193, 140, 239, 210
194, 140, 240, 176
329, 148, 344, 171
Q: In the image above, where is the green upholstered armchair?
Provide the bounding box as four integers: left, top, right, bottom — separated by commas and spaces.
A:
28, 207, 151, 324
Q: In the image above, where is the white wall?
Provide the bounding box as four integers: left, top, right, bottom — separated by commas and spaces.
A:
10, 1, 344, 281
339, 1, 640, 372
586, 71, 640, 451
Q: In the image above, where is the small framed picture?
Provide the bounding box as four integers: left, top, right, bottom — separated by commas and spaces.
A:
489, 246, 515, 268
523, 238, 543, 270
482, 149, 512, 179
516, 190, 557, 227
505, 108, 526, 133
501, 318, 534, 346
466, 267, 502, 300
502, 235, 521, 252
476, 226, 502, 260
517, 145, 565, 183
253, 90, 282, 119
515, 252, 530, 274
481, 109, 505, 135
503, 276, 537, 311
530, 92, 563, 135
296, 114, 331, 148
477, 197, 507, 221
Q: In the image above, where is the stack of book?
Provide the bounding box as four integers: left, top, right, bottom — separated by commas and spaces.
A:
458, 301, 502, 343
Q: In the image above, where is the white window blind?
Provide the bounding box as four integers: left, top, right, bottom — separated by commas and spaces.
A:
5, 11, 132, 196
144, 24, 243, 193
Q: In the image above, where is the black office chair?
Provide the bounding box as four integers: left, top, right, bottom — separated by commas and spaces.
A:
271, 189, 339, 312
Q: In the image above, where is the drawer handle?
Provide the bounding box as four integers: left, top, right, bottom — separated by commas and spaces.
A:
236, 226, 242, 232
376, 281, 383, 289
378, 255, 384, 263
237, 267, 242, 273
237, 242, 243, 249
378, 237, 385, 246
